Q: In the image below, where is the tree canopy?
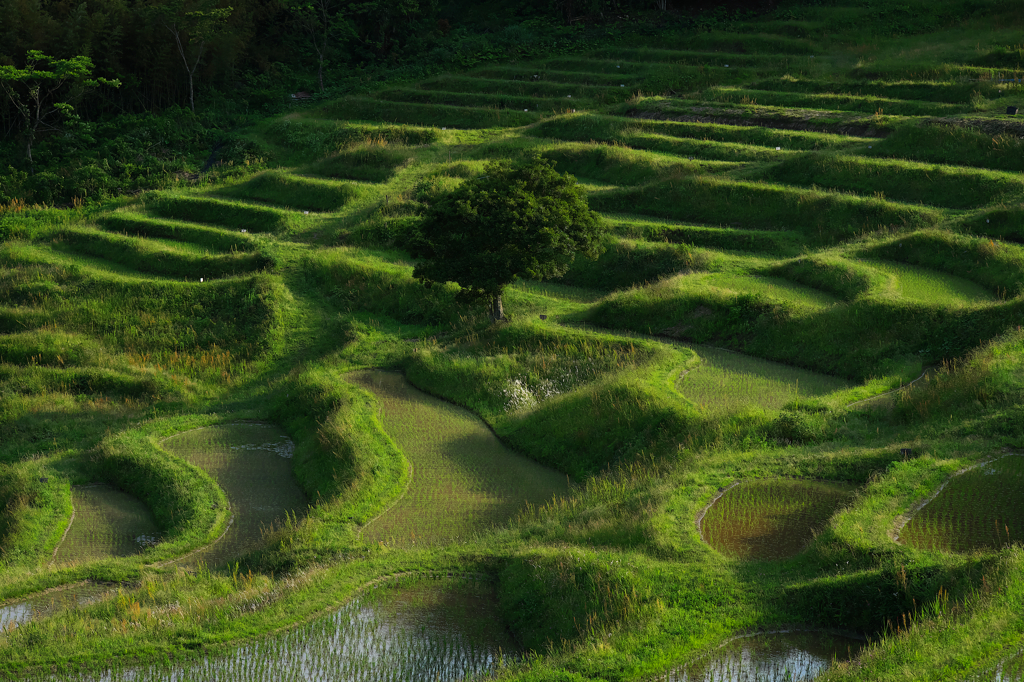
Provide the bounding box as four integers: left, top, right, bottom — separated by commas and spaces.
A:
410, 155, 605, 321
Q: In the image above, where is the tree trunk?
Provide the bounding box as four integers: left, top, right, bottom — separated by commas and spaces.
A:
490, 293, 504, 322
188, 70, 195, 112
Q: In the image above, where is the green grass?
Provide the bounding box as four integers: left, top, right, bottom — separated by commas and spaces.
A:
756, 154, 1024, 210
215, 170, 363, 212
588, 175, 941, 245
97, 213, 261, 253
54, 227, 273, 280
146, 192, 304, 233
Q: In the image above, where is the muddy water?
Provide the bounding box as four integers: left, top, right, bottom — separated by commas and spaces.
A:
0, 582, 111, 630
28, 578, 519, 681
700, 479, 856, 560
899, 455, 1024, 553
52, 485, 161, 564
664, 631, 865, 682
346, 370, 568, 547
161, 422, 307, 567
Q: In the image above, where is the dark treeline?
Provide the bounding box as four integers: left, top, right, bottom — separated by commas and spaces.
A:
0, 0, 770, 205
1, 0, 753, 119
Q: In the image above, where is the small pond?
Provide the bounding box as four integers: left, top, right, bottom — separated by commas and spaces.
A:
699, 479, 856, 560
25, 576, 519, 681
0, 582, 111, 630
161, 422, 307, 567
53, 485, 161, 565
663, 631, 866, 682
898, 455, 1024, 554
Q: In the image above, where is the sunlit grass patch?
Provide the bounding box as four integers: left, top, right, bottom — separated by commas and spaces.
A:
160, 422, 307, 567
376, 87, 580, 112
606, 213, 803, 256
53, 227, 272, 280
316, 96, 539, 129
52, 485, 161, 564
696, 272, 839, 308
146, 192, 301, 234
97, 213, 260, 253
678, 344, 852, 416
702, 86, 965, 116
898, 455, 1024, 553
863, 259, 996, 305
215, 170, 363, 212
300, 146, 415, 183
588, 175, 940, 244
699, 479, 856, 559
346, 370, 568, 548
757, 154, 1024, 210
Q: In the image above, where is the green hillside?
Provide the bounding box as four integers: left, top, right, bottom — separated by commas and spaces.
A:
2, 0, 1024, 680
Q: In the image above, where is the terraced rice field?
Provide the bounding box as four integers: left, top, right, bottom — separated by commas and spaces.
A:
51, 485, 160, 564
161, 423, 307, 567
898, 456, 1024, 553
4, 3, 1024, 678
700, 480, 856, 560
665, 631, 866, 682
19, 577, 516, 681
0, 583, 110, 630
346, 370, 568, 547
677, 344, 852, 415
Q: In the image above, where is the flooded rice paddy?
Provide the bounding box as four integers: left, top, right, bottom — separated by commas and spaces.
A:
700, 479, 857, 560
677, 345, 851, 416
898, 455, 1024, 553
161, 422, 307, 567
965, 645, 1024, 681
346, 370, 568, 547
52, 485, 161, 564
23, 576, 518, 682
0, 582, 111, 630
663, 631, 866, 682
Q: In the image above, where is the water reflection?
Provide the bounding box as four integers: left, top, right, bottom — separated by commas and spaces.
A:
665, 631, 865, 682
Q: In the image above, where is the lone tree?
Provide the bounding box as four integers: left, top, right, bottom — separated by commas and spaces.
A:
411, 156, 605, 321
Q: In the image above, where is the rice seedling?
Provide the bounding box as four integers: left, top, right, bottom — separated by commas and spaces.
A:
0, 583, 111, 631
51, 485, 161, 565
678, 345, 852, 417
19, 577, 518, 682
898, 455, 1024, 553
345, 370, 568, 547
699, 479, 856, 560
160, 423, 307, 567
663, 631, 865, 681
